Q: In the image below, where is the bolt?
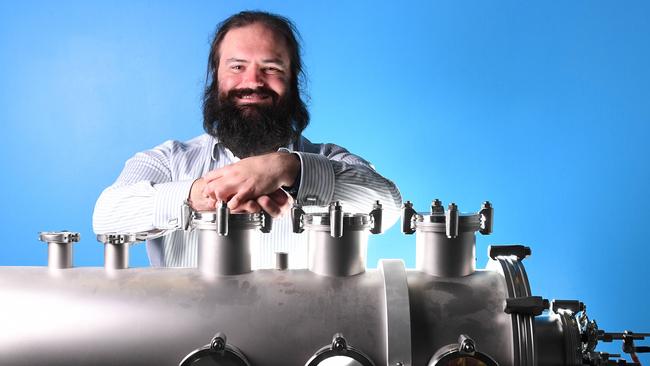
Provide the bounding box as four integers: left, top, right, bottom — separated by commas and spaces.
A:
395, 362, 404, 366
461, 340, 475, 354
333, 337, 346, 351
211, 337, 225, 351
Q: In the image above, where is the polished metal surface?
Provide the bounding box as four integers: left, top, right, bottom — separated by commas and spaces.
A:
307, 227, 369, 277
193, 211, 264, 276
39, 231, 80, 269
487, 255, 536, 366
97, 233, 138, 270
379, 260, 412, 366
2, 199, 646, 366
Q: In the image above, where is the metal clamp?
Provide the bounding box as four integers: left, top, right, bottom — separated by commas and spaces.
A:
329, 201, 344, 238
488, 245, 531, 261
369, 201, 383, 234
504, 296, 549, 316
216, 201, 229, 236
479, 201, 493, 235
260, 210, 273, 233
291, 203, 305, 233
445, 203, 459, 239
401, 201, 416, 234
96, 233, 138, 245
551, 299, 585, 314
38, 231, 80, 244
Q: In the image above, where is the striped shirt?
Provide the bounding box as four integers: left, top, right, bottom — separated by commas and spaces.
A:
93, 134, 402, 268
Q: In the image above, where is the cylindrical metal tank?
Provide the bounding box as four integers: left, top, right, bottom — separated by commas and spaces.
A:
0, 200, 646, 366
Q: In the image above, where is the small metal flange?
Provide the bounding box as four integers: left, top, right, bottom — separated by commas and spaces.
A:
39, 231, 80, 244
96, 233, 138, 245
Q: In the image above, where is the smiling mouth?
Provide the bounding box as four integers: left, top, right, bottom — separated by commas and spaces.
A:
237, 94, 271, 103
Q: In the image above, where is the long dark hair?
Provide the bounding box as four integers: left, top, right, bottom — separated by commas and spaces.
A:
203, 11, 310, 138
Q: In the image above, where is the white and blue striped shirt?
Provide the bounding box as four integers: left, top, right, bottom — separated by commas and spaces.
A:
93, 134, 402, 268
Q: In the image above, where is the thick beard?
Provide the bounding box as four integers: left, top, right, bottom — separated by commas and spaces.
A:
207, 88, 297, 158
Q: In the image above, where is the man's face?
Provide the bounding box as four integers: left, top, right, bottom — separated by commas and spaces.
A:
217, 23, 291, 108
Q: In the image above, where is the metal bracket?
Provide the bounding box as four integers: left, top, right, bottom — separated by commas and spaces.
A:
488, 245, 531, 261
291, 203, 305, 233
504, 296, 549, 316
260, 210, 273, 233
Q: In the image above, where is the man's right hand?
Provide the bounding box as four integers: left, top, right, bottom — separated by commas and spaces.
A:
189, 177, 291, 218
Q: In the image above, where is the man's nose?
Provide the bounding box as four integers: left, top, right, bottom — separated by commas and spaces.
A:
241, 66, 265, 88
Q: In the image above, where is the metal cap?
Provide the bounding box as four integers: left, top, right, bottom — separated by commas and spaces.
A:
96, 233, 138, 245
38, 231, 80, 244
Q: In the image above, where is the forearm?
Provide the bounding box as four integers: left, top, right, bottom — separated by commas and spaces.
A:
92, 179, 194, 237
291, 151, 402, 232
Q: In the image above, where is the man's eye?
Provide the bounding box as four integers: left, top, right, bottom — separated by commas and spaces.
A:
231, 65, 244, 72
264, 67, 283, 74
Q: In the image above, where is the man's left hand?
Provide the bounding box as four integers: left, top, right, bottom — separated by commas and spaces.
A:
202, 152, 300, 212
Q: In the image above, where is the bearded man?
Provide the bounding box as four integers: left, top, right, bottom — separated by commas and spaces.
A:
93, 11, 402, 268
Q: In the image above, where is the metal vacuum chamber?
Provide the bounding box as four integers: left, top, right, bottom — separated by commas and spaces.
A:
0, 200, 647, 366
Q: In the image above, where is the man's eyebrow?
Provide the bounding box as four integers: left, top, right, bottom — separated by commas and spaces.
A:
261, 58, 285, 65
225, 58, 248, 63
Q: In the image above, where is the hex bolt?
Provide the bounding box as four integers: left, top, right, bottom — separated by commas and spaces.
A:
431, 199, 444, 214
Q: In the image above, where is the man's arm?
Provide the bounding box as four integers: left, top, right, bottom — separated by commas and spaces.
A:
92, 140, 195, 237
202, 142, 402, 232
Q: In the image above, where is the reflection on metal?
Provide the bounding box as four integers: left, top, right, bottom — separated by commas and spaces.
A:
305, 334, 375, 366
179, 332, 251, 366
1, 199, 648, 366
429, 334, 499, 366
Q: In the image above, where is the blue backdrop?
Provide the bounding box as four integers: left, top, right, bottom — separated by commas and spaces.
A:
1, 0, 648, 361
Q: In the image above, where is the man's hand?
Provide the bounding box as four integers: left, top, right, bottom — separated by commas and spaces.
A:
194, 152, 299, 215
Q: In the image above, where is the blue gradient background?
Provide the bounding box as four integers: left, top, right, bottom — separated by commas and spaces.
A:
1, 1, 649, 361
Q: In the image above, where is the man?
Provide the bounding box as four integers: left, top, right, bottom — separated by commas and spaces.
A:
93, 11, 402, 268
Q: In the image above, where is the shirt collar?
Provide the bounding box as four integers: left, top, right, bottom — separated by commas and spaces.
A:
209, 134, 300, 161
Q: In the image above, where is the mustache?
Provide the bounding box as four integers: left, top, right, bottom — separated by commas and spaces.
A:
226, 87, 279, 102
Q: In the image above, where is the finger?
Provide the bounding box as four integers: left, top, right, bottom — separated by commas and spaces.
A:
268, 188, 290, 206
203, 167, 227, 182
256, 195, 282, 217
227, 184, 256, 210
231, 200, 262, 213
204, 179, 243, 202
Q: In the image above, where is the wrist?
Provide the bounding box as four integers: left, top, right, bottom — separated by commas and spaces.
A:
280, 153, 301, 197
278, 152, 301, 187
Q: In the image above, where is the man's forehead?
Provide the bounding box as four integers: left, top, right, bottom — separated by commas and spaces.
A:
219, 23, 290, 63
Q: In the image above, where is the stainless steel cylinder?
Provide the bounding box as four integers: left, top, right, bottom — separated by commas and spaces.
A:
414, 212, 480, 277
193, 211, 263, 276
97, 233, 137, 270
38, 231, 80, 269
48, 243, 73, 269
305, 213, 370, 277
105, 243, 129, 269
275, 252, 288, 270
